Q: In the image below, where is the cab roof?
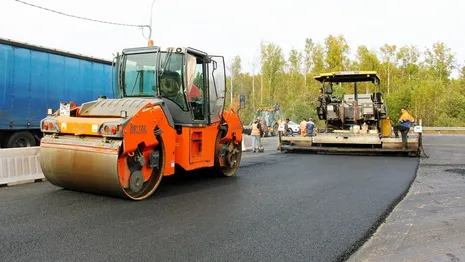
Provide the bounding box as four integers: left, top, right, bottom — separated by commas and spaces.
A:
314, 71, 380, 83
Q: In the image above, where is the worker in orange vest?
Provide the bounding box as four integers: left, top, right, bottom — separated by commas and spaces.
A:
393, 107, 415, 149
300, 118, 307, 136
251, 117, 263, 152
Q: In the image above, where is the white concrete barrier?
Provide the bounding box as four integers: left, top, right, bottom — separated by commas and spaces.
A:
0, 147, 45, 186
242, 135, 254, 152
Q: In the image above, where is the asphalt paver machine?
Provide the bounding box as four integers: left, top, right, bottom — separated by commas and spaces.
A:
279, 71, 423, 156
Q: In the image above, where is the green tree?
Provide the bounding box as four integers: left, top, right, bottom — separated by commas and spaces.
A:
356, 45, 380, 71
311, 42, 325, 74
284, 48, 304, 109
303, 38, 314, 86
460, 65, 465, 79
225, 55, 242, 108
235, 34, 465, 127
396, 45, 420, 81
260, 42, 285, 105
353, 45, 381, 93
324, 34, 350, 71
231, 55, 242, 78
380, 44, 397, 95
424, 42, 455, 81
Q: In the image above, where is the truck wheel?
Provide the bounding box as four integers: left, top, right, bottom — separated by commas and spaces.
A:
262, 124, 269, 137
272, 124, 279, 136
5, 131, 37, 148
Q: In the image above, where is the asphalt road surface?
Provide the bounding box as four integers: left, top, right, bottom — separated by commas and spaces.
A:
0, 136, 419, 262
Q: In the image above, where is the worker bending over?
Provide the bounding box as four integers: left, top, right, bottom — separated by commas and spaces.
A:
305, 118, 315, 136
393, 107, 415, 149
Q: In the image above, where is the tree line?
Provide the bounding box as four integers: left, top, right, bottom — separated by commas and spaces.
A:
224, 34, 465, 127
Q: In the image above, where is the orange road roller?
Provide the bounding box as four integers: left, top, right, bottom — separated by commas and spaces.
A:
39, 46, 244, 200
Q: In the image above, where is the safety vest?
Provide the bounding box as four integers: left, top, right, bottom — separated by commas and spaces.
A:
399, 111, 414, 128
399, 111, 414, 122
300, 121, 307, 136
251, 123, 261, 136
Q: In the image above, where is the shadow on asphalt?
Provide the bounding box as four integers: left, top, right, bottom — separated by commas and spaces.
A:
34, 168, 240, 204
153, 167, 241, 199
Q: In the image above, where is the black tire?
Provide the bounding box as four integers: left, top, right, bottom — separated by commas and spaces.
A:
272, 124, 279, 136
1, 133, 10, 148
212, 131, 242, 177
5, 131, 37, 148
262, 124, 269, 137
287, 128, 293, 134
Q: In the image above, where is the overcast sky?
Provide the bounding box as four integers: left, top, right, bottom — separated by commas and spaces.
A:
1, 0, 464, 76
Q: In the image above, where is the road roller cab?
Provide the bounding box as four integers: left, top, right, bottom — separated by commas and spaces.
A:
39, 45, 244, 200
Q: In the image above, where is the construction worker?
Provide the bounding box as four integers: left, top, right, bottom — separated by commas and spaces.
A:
251, 117, 263, 153
300, 118, 307, 137
393, 107, 415, 149
276, 118, 290, 150
306, 118, 315, 136
160, 71, 186, 107
283, 118, 290, 136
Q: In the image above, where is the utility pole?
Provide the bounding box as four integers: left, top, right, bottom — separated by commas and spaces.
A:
259, 40, 266, 106
226, 62, 233, 107
250, 58, 257, 111
147, 0, 157, 46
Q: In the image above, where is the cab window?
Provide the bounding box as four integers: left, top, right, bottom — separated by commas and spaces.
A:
186, 54, 206, 120
159, 53, 188, 111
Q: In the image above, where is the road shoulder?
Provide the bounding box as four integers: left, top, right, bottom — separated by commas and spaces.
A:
348, 135, 465, 261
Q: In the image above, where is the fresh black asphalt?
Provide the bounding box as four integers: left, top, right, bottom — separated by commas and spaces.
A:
0, 137, 419, 262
